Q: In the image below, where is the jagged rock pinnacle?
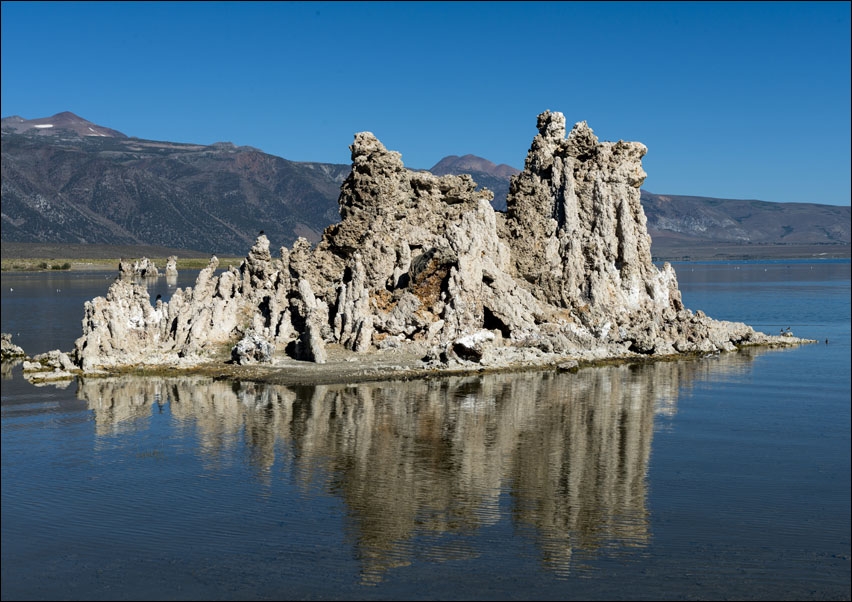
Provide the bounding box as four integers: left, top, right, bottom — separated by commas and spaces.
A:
71, 111, 807, 373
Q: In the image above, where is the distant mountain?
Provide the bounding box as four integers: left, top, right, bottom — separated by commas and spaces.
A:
430, 154, 519, 179
1, 113, 848, 260
1, 113, 348, 255
640, 191, 850, 244
429, 154, 520, 211
639, 191, 850, 259
1, 111, 127, 138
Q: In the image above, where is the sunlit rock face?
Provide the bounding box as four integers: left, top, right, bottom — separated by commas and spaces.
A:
119, 256, 160, 280
164, 255, 178, 286
72, 111, 797, 372
1, 333, 26, 360
505, 112, 679, 331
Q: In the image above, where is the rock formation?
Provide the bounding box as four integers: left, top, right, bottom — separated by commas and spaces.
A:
119, 256, 160, 279
1, 333, 26, 360
165, 255, 178, 282
71, 111, 809, 374
22, 349, 77, 383
231, 330, 274, 365
1, 333, 78, 383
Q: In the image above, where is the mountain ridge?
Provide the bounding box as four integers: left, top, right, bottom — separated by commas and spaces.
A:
2, 112, 849, 260
1, 111, 127, 138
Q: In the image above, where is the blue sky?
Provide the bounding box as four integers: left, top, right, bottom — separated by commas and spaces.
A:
1, 1, 850, 205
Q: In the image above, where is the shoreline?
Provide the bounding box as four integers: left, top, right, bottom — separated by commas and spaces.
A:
3, 246, 849, 273
9, 337, 818, 388
1, 257, 248, 273
3, 240, 850, 273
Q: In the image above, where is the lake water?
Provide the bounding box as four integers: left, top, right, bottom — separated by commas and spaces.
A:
2, 260, 850, 600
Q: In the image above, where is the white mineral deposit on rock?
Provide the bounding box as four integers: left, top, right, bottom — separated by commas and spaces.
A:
119, 256, 160, 280
165, 255, 178, 285
0, 333, 26, 360
70, 111, 812, 375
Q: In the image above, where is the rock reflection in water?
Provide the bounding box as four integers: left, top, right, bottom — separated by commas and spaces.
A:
1, 359, 20, 380
75, 349, 766, 583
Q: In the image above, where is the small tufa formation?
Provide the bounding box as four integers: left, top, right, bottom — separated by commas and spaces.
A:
71, 111, 809, 373
21, 349, 78, 383
1, 333, 26, 360
165, 255, 178, 283
119, 257, 160, 279
231, 330, 275, 365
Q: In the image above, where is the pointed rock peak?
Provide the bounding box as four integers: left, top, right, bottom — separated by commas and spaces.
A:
349, 131, 403, 171
566, 120, 599, 156
350, 131, 385, 157
569, 120, 598, 140
536, 110, 567, 140
1, 111, 127, 137
51, 111, 83, 120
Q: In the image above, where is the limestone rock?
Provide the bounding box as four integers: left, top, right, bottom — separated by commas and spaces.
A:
1, 333, 26, 359
137, 257, 159, 278
165, 255, 178, 285
119, 256, 161, 280
231, 330, 274, 365
451, 330, 495, 363
69, 111, 813, 373
22, 349, 77, 382
294, 279, 328, 364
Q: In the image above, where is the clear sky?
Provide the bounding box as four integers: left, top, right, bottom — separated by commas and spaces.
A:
1, 1, 850, 205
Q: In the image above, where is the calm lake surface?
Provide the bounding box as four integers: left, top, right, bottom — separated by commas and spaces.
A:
2, 260, 850, 600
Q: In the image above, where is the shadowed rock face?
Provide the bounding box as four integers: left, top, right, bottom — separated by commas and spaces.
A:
71, 111, 803, 373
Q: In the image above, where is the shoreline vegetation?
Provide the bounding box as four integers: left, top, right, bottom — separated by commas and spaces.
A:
1, 257, 248, 272
1, 258, 247, 272
2, 241, 848, 272
0, 241, 241, 272
1, 248, 245, 272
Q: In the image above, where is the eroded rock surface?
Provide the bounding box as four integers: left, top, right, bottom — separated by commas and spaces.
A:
165, 255, 178, 285
119, 256, 160, 279
71, 111, 810, 374
1, 333, 26, 359
22, 349, 77, 382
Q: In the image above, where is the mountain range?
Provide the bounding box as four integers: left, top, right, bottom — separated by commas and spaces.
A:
2, 112, 849, 260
